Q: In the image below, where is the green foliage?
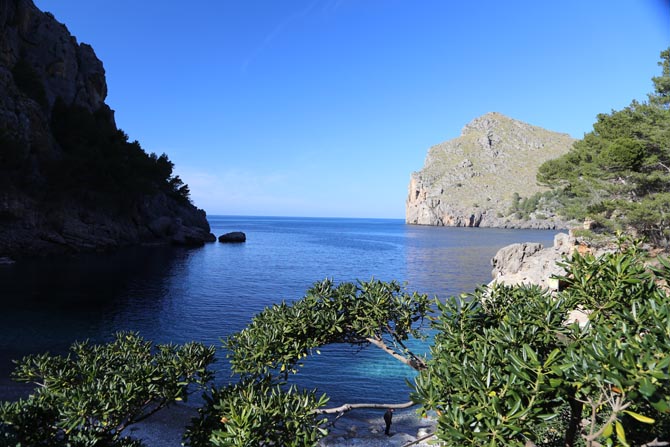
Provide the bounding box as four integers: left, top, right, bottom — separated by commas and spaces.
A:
412, 240, 670, 446
0, 332, 215, 447
650, 48, 670, 108
507, 191, 554, 220
186, 376, 329, 447
47, 99, 192, 206
227, 279, 431, 378
536, 48, 670, 245
412, 284, 569, 446
187, 279, 431, 446
12, 58, 48, 109
598, 137, 645, 172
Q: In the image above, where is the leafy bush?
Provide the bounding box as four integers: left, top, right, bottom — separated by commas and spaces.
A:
0, 332, 215, 447
186, 279, 431, 446
412, 239, 670, 446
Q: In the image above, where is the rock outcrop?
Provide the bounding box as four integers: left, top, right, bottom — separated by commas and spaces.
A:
0, 0, 214, 258
406, 113, 575, 228
490, 232, 573, 289
489, 231, 618, 290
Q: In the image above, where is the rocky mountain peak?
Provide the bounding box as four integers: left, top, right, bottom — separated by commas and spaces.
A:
406, 113, 575, 229
461, 111, 509, 134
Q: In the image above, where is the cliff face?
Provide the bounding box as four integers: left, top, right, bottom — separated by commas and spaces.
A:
0, 0, 214, 259
406, 113, 575, 229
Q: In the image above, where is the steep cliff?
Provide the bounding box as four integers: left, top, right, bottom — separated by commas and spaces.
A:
0, 0, 214, 259
406, 113, 575, 228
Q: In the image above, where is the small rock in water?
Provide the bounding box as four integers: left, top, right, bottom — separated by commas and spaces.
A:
218, 231, 246, 243
0, 257, 15, 265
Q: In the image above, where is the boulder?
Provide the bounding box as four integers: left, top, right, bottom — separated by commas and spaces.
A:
218, 232, 246, 243
490, 233, 574, 289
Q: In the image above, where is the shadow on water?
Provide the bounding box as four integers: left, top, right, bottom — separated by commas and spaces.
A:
0, 245, 190, 397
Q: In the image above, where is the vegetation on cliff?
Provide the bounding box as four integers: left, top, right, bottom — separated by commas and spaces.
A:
48, 99, 191, 206
537, 48, 670, 247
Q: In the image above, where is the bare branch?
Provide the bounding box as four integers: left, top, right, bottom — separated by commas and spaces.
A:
384, 324, 428, 370
366, 337, 426, 370
641, 439, 670, 447
657, 162, 670, 173
584, 391, 631, 444
402, 431, 437, 446
314, 400, 416, 415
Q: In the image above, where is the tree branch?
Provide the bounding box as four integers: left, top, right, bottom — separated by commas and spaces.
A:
401, 431, 436, 446
384, 324, 428, 370
657, 161, 670, 173
366, 337, 426, 371
314, 400, 416, 415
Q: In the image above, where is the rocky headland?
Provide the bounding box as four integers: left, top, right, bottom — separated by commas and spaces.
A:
406, 113, 576, 229
0, 0, 214, 259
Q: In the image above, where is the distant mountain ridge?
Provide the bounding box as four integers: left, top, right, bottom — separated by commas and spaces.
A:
406, 112, 575, 228
0, 0, 214, 258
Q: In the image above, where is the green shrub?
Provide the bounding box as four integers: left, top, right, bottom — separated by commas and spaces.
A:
0, 332, 215, 447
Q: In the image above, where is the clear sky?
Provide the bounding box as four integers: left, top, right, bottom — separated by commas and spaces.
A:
34, 0, 670, 219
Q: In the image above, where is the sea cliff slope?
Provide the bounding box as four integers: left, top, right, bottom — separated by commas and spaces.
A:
406, 112, 575, 229
0, 0, 214, 258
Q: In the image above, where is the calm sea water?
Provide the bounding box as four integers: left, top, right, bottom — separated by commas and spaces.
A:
0, 216, 559, 412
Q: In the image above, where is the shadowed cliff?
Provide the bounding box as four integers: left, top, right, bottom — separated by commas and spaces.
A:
0, 0, 215, 259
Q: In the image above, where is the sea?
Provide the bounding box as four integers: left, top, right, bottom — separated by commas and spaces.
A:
0, 215, 560, 442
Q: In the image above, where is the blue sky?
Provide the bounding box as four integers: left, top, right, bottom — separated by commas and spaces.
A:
35, 0, 670, 218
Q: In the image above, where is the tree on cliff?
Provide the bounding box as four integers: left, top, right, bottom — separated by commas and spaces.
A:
537, 48, 670, 246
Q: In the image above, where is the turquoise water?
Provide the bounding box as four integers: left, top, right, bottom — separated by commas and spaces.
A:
0, 216, 559, 410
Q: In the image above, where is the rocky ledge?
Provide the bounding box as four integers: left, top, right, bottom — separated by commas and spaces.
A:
489, 230, 619, 290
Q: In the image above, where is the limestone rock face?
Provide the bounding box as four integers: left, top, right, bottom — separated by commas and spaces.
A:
490, 233, 574, 289
0, 0, 214, 258
406, 113, 575, 228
